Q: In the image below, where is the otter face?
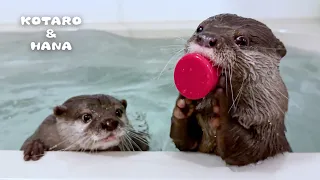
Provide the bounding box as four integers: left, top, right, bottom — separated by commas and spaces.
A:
186, 14, 289, 129
53, 94, 129, 151
186, 13, 286, 81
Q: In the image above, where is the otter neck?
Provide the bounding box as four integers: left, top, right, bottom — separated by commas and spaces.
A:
227, 70, 288, 129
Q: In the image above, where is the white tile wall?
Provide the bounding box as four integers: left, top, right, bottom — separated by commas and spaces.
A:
0, 0, 319, 24
119, 0, 320, 22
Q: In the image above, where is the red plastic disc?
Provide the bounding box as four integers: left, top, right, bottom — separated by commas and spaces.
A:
174, 53, 219, 100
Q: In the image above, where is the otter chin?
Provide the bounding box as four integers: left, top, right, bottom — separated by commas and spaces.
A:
170, 13, 291, 166
21, 94, 149, 161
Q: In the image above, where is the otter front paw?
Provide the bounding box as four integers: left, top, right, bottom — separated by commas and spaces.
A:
210, 76, 229, 128
170, 95, 200, 151
23, 139, 48, 161
173, 96, 195, 120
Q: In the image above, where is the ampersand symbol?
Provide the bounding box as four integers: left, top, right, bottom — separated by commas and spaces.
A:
46, 29, 56, 39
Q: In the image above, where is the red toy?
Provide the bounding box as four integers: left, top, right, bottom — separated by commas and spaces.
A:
174, 53, 220, 100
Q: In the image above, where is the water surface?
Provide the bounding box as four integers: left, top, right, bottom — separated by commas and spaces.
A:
0, 30, 319, 152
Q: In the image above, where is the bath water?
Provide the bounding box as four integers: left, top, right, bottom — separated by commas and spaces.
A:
0, 30, 319, 152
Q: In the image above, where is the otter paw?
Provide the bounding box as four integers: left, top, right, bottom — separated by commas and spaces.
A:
212, 88, 229, 124
209, 75, 228, 127
173, 96, 195, 120
23, 139, 48, 161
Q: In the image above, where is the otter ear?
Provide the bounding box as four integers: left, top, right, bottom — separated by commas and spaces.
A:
53, 105, 68, 116
275, 39, 287, 58
120, 99, 127, 109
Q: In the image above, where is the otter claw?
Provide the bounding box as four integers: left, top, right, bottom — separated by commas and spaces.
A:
218, 75, 226, 89
213, 88, 228, 117
23, 139, 48, 161
173, 95, 196, 120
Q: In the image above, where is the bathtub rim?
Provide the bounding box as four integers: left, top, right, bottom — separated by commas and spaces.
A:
0, 150, 319, 179
0, 18, 320, 179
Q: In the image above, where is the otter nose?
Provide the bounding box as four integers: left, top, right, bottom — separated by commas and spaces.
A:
101, 119, 119, 131
195, 34, 217, 48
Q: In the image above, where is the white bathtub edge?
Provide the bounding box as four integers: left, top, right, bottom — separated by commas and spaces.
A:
0, 150, 319, 178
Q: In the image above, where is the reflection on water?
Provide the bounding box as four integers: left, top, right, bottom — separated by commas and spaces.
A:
0, 30, 319, 152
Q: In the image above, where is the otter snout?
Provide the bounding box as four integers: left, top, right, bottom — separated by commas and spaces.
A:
195, 33, 218, 48
101, 119, 119, 131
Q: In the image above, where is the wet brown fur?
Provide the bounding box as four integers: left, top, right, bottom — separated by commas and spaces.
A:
170, 14, 291, 166
21, 94, 149, 161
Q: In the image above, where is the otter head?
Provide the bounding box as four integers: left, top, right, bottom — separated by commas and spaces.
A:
186, 14, 288, 129
53, 94, 129, 151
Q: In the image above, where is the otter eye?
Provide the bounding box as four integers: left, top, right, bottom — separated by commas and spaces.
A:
115, 109, 123, 118
234, 36, 248, 46
196, 26, 203, 33
82, 114, 92, 123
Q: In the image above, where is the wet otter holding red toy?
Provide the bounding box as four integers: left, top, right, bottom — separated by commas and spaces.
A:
170, 13, 292, 166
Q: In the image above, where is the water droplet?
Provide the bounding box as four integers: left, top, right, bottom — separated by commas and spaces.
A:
182, 68, 185, 72
182, 89, 187, 93
189, 68, 192, 72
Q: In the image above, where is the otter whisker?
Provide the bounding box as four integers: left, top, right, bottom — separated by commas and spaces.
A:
119, 137, 125, 151
272, 99, 286, 116
78, 136, 92, 152
119, 143, 124, 151
127, 135, 143, 151
273, 88, 301, 110
121, 136, 131, 151
125, 127, 150, 139
120, 136, 129, 151
82, 136, 94, 152
123, 121, 148, 134
60, 135, 88, 151
88, 139, 96, 154
229, 77, 245, 113
155, 48, 184, 80
224, 68, 228, 96
249, 81, 258, 114
228, 66, 235, 110
123, 133, 135, 151
262, 87, 287, 116
49, 134, 78, 150
123, 126, 149, 148
251, 46, 287, 51
157, 45, 185, 48
126, 131, 149, 144
123, 133, 139, 151
154, 44, 185, 54
126, 131, 149, 147
175, 37, 188, 43
81, 136, 91, 150
124, 137, 133, 151
126, 127, 149, 137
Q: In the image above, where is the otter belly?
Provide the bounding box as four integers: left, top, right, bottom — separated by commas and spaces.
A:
196, 113, 218, 154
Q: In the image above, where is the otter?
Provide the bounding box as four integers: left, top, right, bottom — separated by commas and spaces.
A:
21, 94, 149, 161
170, 13, 291, 166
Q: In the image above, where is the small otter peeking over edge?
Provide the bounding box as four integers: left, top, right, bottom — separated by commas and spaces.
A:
21, 94, 149, 161
170, 13, 291, 166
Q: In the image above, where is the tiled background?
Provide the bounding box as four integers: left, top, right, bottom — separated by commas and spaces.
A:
0, 0, 319, 24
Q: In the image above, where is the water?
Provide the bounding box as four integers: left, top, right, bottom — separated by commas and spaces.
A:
0, 30, 319, 152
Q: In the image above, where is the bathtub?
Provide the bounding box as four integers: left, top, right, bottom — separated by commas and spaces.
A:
0, 18, 319, 179
1, 0, 320, 179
